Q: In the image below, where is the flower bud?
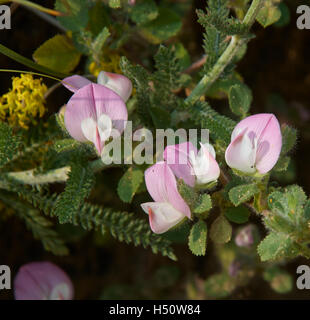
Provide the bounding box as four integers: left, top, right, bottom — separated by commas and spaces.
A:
235, 225, 255, 247
14, 261, 74, 300
225, 113, 282, 174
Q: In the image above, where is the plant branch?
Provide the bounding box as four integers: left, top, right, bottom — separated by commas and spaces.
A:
4, 159, 117, 185
185, 0, 263, 105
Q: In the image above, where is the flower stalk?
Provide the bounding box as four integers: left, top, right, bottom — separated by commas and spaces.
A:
185, 0, 264, 105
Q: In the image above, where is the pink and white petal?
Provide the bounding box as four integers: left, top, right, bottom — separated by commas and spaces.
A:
90, 83, 128, 134
163, 142, 197, 187
225, 129, 257, 173
141, 202, 185, 234
144, 162, 170, 203
255, 115, 282, 173
200, 142, 216, 159
14, 261, 73, 300
231, 113, 276, 144
164, 163, 192, 219
64, 84, 98, 142
97, 71, 133, 102
194, 147, 220, 184
62, 75, 92, 93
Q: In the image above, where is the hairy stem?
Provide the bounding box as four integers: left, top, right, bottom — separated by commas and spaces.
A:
4, 159, 116, 185
185, 0, 263, 105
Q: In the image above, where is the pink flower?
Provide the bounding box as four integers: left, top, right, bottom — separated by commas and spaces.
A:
225, 113, 282, 174
62, 71, 132, 102
63, 83, 128, 155
163, 142, 220, 187
14, 261, 74, 300
141, 161, 191, 234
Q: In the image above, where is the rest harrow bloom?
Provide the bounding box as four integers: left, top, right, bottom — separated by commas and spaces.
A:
141, 161, 191, 234
62, 71, 132, 102
163, 142, 220, 187
0, 74, 47, 129
225, 113, 282, 174
14, 261, 74, 300
62, 82, 128, 155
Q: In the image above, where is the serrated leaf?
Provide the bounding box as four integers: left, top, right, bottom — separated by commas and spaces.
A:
53, 139, 80, 153
55, 0, 89, 31
177, 179, 198, 210
228, 84, 252, 116
188, 220, 207, 256
228, 183, 259, 206
256, 4, 281, 28
194, 194, 212, 214
0, 122, 20, 169
140, 8, 182, 44
54, 161, 95, 223
205, 273, 236, 298
257, 232, 299, 261
224, 206, 250, 224
117, 167, 144, 203
130, 0, 158, 25
92, 27, 110, 54
281, 124, 297, 154
33, 35, 81, 73
210, 215, 232, 244
273, 156, 290, 172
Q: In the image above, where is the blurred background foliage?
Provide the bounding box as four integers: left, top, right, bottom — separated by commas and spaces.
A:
0, 0, 309, 299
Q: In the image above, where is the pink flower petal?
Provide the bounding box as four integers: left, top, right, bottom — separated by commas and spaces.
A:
62, 75, 92, 93
64, 83, 127, 143
144, 161, 191, 219
255, 114, 282, 174
163, 142, 197, 187
14, 262, 74, 300
141, 202, 185, 234
97, 71, 133, 102
226, 113, 282, 174
192, 143, 220, 184
225, 128, 257, 173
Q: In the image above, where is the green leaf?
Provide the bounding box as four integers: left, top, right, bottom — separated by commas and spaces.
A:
273, 156, 290, 172
177, 179, 198, 210
140, 8, 182, 44
256, 3, 281, 28
130, 0, 158, 25
54, 161, 95, 223
91, 27, 110, 55
88, 1, 111, 36
228, 84, 252, 116
228, 183, 259, 206
0, 122, 20, 169
257, 232, 299, 261
33, 35, 81, 73
210, 215, 232, 244
205, 273, 236, 298
55, 0, 89, 31
109, 0, 121, 8
194, 194, 212, 214
188, 220, 208, 256
281, 124, 297, 155
263, 266, 293, 294
224, 206, 250, 224
117, 167, 144, 203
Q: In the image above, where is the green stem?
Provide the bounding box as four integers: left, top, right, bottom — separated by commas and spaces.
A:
4, 159, 117, 185
0, 44, 69, 78
185, 0, 263, 105
0, 0, 62, 16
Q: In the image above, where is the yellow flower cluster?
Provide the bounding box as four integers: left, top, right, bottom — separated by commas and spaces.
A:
89, 50, 122, 77
0, 74, 48, 129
